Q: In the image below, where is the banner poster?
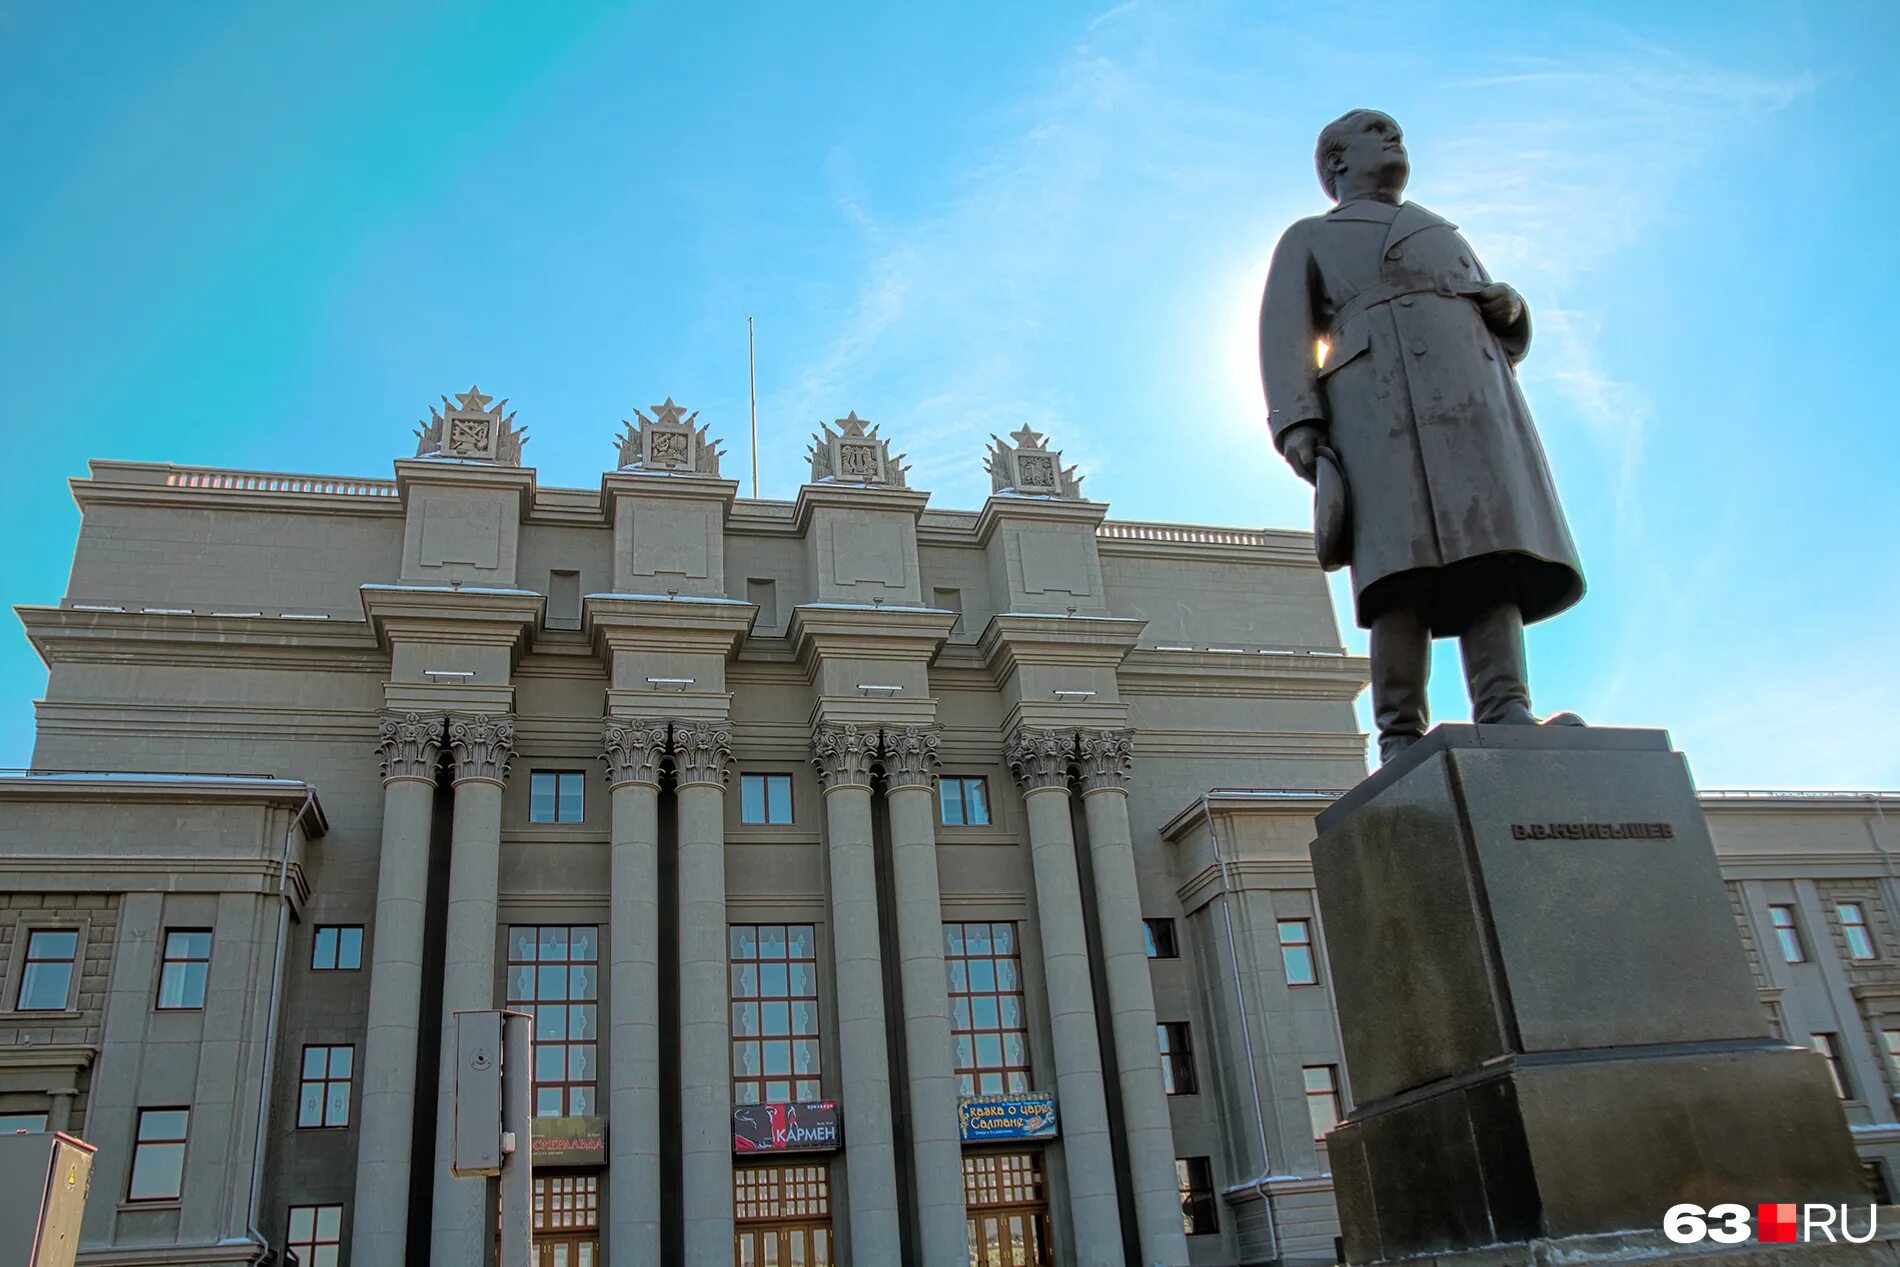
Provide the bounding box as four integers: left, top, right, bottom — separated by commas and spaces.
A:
957, 1093, 1058, 1142
531, 1115, 606, 1167
733, 1101, 843, 1154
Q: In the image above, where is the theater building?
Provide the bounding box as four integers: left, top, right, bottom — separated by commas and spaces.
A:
0, 391, 1894, 1267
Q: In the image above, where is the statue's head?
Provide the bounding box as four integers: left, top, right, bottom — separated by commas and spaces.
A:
1316, 109, 1408, 202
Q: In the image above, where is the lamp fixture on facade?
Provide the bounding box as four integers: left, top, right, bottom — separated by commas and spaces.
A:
857, 684, 903, 698
647, 677, 695, 692
1052, 689, 1096, 701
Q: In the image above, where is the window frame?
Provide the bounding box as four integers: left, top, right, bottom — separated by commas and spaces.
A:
1812, 1031, 1852, 1099
739, 773, 796, 826
156, 929, 213, 1011
1157, 1021, 1198, 1095
937, 776, 992, 827
1176, 1156, 1218, 1236
1278, 918, 1318, 986
128, 1107, 190, 1203
729, 923, 823, 1105
1839, 902, 1878, 961
505, 925, 601, 1118
14, 926, 82, 1013
527, 770, 587, 824
1769, 904, 1806, 964
1303, 1064, 1343, 1140
0, 1112, 48, 1133
945, 921, 1033, 1097
297, 1044, 354, 1129
311, 924, 364, 972
287, 1203, 344, 1267
1142, 918, 1179, 960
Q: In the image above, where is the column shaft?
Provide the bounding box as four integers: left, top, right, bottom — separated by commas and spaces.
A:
609, 778, 663, 1264
1083, 785, 1190, 1266
886, 781, 968, 1265
821, 781, 903, 1262
353, 713, 442, 1267
431, 776, 506, 1266
678, 779, 734, 1264
1021, 785, 1124, 1267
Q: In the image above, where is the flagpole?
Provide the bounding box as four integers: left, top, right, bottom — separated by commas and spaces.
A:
747, 316, 759, 499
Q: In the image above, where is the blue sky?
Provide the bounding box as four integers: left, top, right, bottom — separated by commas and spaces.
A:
2, 1, 1896, 787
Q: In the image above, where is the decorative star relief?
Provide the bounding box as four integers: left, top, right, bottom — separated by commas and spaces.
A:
615, 397, 726, 474
985, 424, 1084, 498
414, 384, 530, 465
807, 411, 911, 487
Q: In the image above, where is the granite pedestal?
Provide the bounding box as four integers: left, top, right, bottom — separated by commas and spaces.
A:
1313, 726, 1865, 1264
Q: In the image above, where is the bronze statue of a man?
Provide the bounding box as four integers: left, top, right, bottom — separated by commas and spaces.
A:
1260, 109, 1585, 761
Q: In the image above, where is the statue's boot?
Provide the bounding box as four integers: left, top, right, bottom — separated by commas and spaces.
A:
1462, 598, 1535, 724
1371, 602, 1430, 763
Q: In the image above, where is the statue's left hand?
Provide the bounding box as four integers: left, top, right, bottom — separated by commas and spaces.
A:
1476, 282, 1523, 330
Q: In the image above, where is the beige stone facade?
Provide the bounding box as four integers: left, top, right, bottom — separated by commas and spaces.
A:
0, 407, 1891, 1266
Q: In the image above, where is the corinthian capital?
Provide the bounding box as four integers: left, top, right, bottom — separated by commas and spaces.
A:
671, 721, 732, 787
447, 713, 517, 786
812, 723, 878, 792
1006, 727, 1075, 793
1076, 728, 1135, 794
881, 725, 941, 791
602, 718, 670, 789
376, 711, 445, 784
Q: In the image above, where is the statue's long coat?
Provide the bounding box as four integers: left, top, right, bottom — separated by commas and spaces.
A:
1260, 197, 1584, 633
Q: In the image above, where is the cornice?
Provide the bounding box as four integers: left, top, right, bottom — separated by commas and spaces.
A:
791, 482, 931, 532
359, 584, 544, 654
972, 494, 1109, 546
1159, 788, 1346, 842
600, 469, 741, 522
977, 613, 1146, 679
392, 457, 537, 518
785, 604, 958, 670
583, 594, 757, 656
1095, 523, 1319, 567
0, 773, 327, 836
0, 1043, 95, 1074
70, 461, 403, 519
1119, 648, 1370, 701
17, 606, 380, 670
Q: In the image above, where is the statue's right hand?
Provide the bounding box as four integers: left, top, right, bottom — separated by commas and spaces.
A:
1281, 424, 1322, 484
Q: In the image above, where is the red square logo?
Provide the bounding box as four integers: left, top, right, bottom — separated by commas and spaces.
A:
1758, 1203, 1798, 1243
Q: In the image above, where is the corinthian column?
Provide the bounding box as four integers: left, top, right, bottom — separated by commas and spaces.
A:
812, 723, 902, 1264
1005, 727, 1123, 1267
881, 725, 969, 1265
352, 712, 443, 1267
602, 719, 669, 1267
431, 713, 516, 1267
1077, 728, 1189, 1267
673, 721, 736, 1266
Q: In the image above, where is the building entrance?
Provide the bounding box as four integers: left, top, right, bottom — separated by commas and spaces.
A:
734, 1161, 834, 1266
963, 1152, 1054, 1267
528, 1174, 599, 1267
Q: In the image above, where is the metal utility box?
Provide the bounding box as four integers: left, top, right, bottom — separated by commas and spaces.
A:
453, 1009, 505, 1177
0, 1132, 96, 1267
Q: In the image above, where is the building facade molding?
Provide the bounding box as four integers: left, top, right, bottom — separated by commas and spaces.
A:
1006, 726, 1076, 793
376, 710, 445, 784
881, 724, 942, 791
1076, 727, 1135, 795
446, 712, 517, 786
669, 720, 732, 788
812, 723, 879, 792
601, 718, 671, 789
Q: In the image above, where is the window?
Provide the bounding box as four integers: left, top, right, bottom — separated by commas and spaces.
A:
156, 930, 212, 1009
939, 776, 991, 826
730, 924, 821, 1104
1303, 1065, 1343, 1140
1813, 1032, 1851, 1099
740, 774, 794, 826
287, 1204, 343, 1267
945, 921, 1031, 1096
1769, 904, 1805, 963
311, 925, 363, 971
1142, 918, 1178, 959
1279, 919, 1317, 985
1840, 903, 1878, 960
0, 1112, 47, 1133
1868, 1160, 1893, 1205
529, 771, 586, 824
506, 926, 599, 1116
1157, 1022, 1197, 1095
532, 1174, 600, 1232
1176, 1157, 1217, 1236
735, 1163, 832, 1267
16, 929, 78, 1011
963, 1153, 1052, 1265
298, 1045, 353, 1128
1883, 1030, 1900, 1088
128, 1108, 189, 1201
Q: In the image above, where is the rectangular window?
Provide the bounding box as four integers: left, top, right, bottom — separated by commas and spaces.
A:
1868, 1160, 1893, 1205
739, 774, 794, 826
0, 1112, 48, 1133
1813, 1032, 1851, 1099
1769, 904, 1806, 963
128, 1108, 189, 1201
298, 1045, 354, 1128
528, 771, 586, 824
938, 776, 991, 826
1279, 918, 1317, 985
735, 1162, 831, 1220
1303, 1065, 1343, 1140
287, 1204, 343, 1267
1157, 1022, 1198, 1095
16, 929, 79, 1011
156, 929, 212, 1010
1177, 1157, 1217, 1236
963, 1153, 1052, 1265
730, 924, 822, 1104
311, 925, 364, 971
945, 921, 1031, 1097
506, 926, 600, 1116
1142, 918, 1178, 959
1883, 1030, 1900, 1087
1840, 903, 1878, 960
